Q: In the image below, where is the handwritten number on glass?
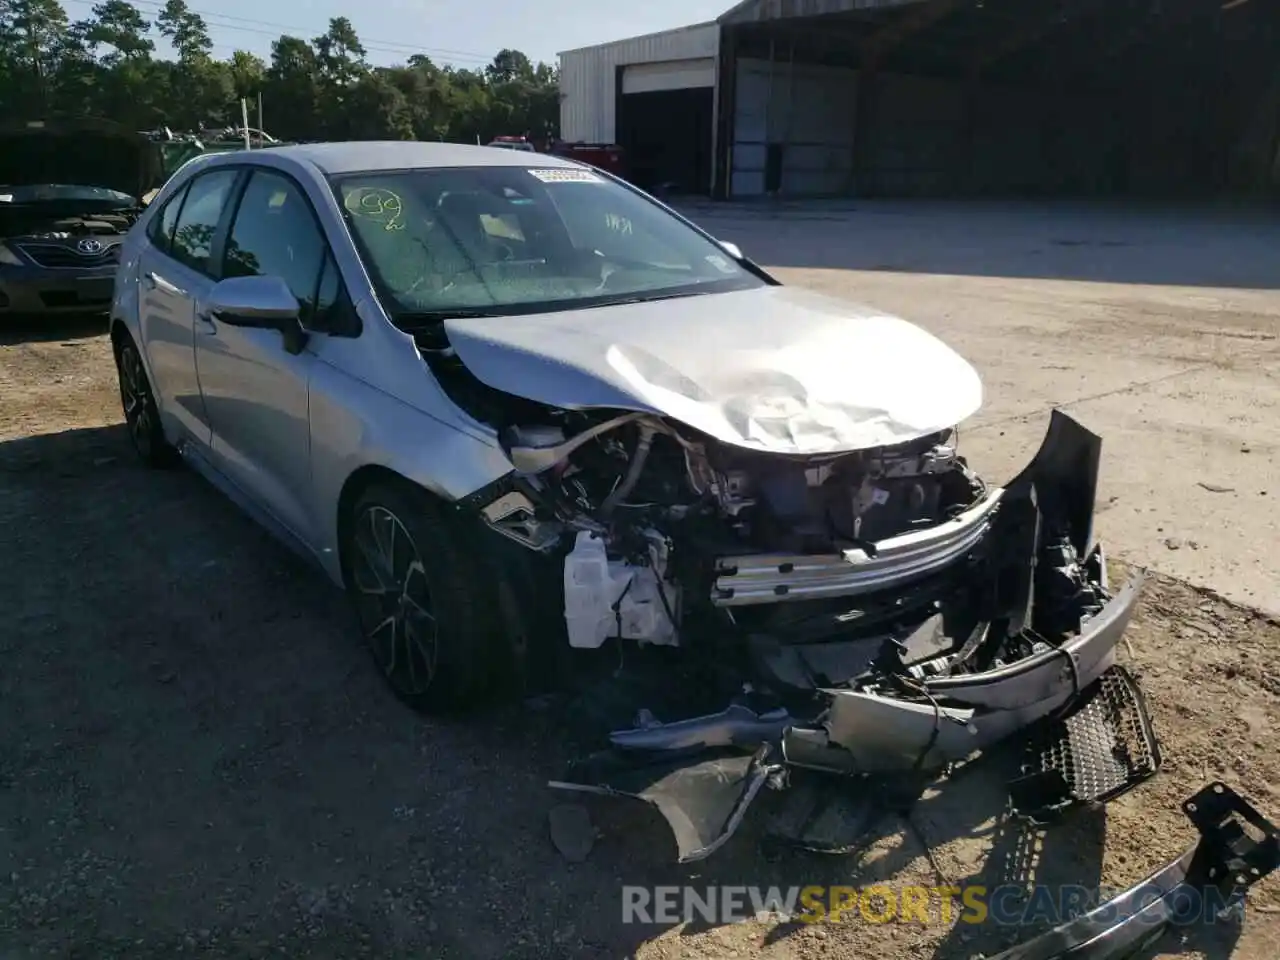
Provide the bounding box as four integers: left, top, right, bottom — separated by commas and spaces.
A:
345, 187, 406, 231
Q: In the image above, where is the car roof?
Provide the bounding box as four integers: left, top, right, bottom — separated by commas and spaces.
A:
242, 141, 582, 175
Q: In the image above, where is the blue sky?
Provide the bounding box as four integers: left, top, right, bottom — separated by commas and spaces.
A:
72, 0, 735, 68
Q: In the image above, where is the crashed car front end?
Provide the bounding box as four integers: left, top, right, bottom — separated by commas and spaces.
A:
446, 380, 1148, 844
509, 404, 1151, 861
413, 283, 1152, 862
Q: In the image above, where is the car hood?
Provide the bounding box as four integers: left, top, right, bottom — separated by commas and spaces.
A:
444, 286, 983, 455
0, 119, 160, 200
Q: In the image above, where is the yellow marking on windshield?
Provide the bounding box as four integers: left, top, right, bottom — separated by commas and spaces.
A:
344, 187, 406, 231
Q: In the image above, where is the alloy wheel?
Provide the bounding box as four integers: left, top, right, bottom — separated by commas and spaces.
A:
118, 343, 154, 457
350, 505, 439, 696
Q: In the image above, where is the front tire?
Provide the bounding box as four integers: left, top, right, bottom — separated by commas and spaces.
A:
113, 330, 178, 468
342, 481, 497, 713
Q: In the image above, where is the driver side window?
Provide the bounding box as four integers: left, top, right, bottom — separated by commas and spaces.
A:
223, 170, 351, 334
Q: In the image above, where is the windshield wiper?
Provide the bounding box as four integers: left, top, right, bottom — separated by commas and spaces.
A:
592, 289, 710, 307
395, 308, 506, 324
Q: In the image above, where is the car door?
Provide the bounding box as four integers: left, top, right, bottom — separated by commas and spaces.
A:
193, 167, 337, 548
136, 168, 240, 447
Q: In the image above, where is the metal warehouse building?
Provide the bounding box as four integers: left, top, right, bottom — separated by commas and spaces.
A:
558, 0, 1279, 200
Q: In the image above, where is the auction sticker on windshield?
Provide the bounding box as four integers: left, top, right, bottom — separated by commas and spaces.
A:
528, 168, 602, 183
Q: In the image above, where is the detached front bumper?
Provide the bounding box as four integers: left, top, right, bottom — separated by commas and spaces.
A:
0, 264, 115, 314
990, 781, 1279, 960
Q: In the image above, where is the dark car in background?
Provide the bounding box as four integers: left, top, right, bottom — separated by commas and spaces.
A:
0, 118, 161, 317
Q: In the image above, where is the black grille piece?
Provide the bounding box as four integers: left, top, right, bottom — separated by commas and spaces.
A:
38, 286, 112, 308
14, 241, 121, 269
1008, 664, 1162, 824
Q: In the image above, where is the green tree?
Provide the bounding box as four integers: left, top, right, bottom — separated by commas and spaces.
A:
0, 0, 73, 113
227, 49, 265, 101
0, 0, 563, 145
155, 0, 209, 60
154, 0, 230, 129
485, 47, 533, 85
334, 69, 414, 140
76, 0, 152, 64
313, 16, 365, 89
263, 34, 321, 140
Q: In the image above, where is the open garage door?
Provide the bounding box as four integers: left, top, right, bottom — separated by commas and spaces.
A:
618, 60, 715, 196
717, 0, 1280, 199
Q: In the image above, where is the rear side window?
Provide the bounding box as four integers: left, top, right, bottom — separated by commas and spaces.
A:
147, 185, 188, 255
169, 170, 238, 275
223, 170, 327, 327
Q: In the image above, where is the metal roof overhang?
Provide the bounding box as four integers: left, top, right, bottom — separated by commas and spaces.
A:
717, 0, 924, 27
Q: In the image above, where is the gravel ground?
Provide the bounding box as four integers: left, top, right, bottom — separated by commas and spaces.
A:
2, 205, 1279, 959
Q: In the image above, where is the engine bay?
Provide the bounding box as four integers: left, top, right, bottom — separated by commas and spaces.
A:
423, 335, 1111, 700
0, 207, 140, 241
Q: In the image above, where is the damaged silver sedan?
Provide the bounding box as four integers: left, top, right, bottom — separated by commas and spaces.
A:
111, 143, 1158, 862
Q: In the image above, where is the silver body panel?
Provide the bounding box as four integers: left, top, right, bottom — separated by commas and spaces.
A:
111, 140, 984, 596
445, 285, 982, 455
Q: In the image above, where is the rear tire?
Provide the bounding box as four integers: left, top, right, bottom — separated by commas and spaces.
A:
342, 480, 497, 714
113, 328, 179, 468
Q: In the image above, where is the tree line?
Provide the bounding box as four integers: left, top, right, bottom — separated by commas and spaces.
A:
0, 0, 561, 144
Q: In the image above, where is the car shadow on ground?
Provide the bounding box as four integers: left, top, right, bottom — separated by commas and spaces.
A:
3, 423, 1201, 960
676, 199, 1280, 291
0, 311, 109, 345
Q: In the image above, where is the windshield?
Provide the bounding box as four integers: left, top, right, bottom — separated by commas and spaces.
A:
331, 165, 763, 322
0, 183, 137, 205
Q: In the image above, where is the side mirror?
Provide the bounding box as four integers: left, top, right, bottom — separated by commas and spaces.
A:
207, 275, 308, 355
718, 240, 744, 260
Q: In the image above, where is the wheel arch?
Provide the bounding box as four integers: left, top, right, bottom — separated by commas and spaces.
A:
334, 464, 449, 588
109, 316, 131, 353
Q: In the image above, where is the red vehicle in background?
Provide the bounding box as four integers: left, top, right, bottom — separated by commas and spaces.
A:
545, 140, 628, 181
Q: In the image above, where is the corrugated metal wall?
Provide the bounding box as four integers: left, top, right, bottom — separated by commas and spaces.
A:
732, 58, 858, 196
559, 23, 721, 143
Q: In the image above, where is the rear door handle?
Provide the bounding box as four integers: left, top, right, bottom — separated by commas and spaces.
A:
142, 271, 157, 290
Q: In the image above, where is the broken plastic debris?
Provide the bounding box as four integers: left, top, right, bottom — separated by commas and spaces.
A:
548, 803, 595, 863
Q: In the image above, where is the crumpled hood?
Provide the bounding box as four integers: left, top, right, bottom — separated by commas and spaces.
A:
444, 285, 983, 455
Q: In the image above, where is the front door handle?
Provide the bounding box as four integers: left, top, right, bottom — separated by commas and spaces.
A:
144, 271, 182, 295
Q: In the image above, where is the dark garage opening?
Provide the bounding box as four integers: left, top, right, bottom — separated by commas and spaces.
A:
617, 87, 715, 196
716, 0, 1280, 199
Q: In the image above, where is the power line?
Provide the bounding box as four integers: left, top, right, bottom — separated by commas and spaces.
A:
58, 0, 497, 65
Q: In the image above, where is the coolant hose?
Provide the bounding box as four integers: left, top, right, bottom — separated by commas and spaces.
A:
600, 425, 657, 516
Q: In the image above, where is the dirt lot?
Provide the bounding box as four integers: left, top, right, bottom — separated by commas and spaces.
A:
2, 203, 1279, 959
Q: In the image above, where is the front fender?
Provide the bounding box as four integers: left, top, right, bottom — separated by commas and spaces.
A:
307, 361, 515, 586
